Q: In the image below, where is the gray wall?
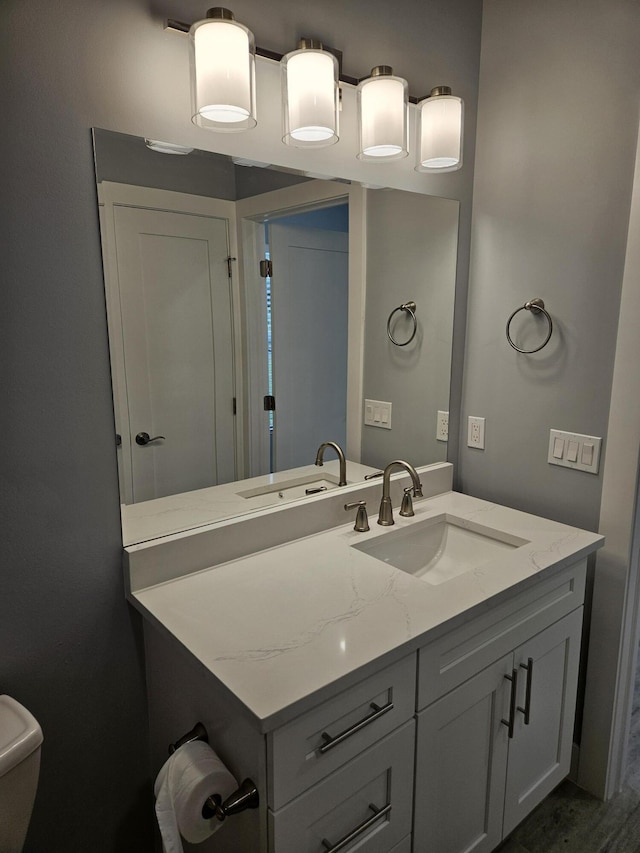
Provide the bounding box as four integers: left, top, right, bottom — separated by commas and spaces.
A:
0, 0, 482, 850
362, 191, 459, 468
459, 0, 640, 531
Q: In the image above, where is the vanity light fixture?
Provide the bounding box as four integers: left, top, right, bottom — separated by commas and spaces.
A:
281, 39, 339, 147
169, 14, 463, 173
415, 86, 463, 172
189, 7, 257, 132
357, 66, 409, 161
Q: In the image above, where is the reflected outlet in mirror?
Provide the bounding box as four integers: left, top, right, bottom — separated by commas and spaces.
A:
352, 514, 530, 585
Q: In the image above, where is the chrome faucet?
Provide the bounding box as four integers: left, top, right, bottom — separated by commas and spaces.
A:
377, 460, 423, 526
315, 441, 347, 486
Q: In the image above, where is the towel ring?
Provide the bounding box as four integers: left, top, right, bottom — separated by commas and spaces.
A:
506, 298, 553, 353
387, 301, 417, 347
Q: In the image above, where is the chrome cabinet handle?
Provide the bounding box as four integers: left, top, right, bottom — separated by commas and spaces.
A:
135, 432, 166, 446
501, 668, 519, 739
518, 658, 534, 725
318, 700, 393, 754
321, 803, 392, 852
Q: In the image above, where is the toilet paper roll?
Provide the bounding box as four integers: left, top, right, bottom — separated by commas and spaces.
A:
154, 740, 238, 852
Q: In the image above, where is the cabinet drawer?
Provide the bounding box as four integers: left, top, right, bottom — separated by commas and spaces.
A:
269, 721, 415, 853
417, 560, 586, 709
268, 654, 416, 809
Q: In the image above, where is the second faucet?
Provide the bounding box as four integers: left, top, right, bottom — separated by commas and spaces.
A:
315, 441, 347, 487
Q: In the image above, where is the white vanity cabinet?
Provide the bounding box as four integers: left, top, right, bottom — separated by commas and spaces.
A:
413, 560, 586, 853
132, 483, 603, 853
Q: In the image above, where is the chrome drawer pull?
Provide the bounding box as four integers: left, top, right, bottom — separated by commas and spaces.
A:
518, 657, 534, 725
501, 668, 519, 739
321, 802, 392, 852
318, 701, 394, 754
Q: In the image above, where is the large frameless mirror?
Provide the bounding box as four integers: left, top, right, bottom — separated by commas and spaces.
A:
93, 128, 459, 545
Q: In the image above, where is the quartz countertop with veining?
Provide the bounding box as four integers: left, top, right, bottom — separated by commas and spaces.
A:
130, 489, 603, 732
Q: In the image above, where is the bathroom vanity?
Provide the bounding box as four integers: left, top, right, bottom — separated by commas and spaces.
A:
126, 463, 602, 853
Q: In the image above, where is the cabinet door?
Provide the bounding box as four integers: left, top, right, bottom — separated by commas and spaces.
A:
502, 607, 583, 836
414, 655, 512, 853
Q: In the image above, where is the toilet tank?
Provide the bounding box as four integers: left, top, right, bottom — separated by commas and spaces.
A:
0, 696, 43, 853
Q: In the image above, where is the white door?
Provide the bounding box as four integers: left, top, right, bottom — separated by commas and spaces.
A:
112, 205, 236, 502
268, 221, 349, 471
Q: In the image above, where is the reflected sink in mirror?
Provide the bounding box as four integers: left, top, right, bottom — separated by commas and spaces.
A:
352, 514, 530, 585
237, 474, 342, 501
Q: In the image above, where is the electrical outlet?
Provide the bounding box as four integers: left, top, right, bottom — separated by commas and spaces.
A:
467, 416, 485, 449
436, 410, 449, 442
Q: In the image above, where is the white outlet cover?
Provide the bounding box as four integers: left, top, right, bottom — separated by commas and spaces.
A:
468, 416, 485, 449
437, 410, 449, 442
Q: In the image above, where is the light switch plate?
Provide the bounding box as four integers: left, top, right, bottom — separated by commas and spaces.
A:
364, 399, 392, 430
548, 429, 602, 474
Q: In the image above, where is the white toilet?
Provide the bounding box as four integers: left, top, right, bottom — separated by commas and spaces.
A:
0, 695, 43, 853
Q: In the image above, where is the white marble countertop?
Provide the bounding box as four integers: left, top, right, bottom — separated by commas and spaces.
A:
121, 460, 377, 546
131, 488, 603, 732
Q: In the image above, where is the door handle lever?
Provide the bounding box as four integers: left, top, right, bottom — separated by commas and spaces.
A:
135, 432, 166, 446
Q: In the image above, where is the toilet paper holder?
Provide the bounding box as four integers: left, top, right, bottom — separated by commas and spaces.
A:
169, 722, 259, 822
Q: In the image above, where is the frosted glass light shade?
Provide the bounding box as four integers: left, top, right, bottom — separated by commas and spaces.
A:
416, 91, 463, 172
357, 70, 408, 161
282, 46, 339, 147
189, 12, 256, 132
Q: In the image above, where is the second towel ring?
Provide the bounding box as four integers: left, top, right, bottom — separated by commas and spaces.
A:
387, 301, 417, 347
506, 298, 553, 353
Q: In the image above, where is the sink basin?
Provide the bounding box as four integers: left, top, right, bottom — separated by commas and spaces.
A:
352, 513, 529, 585
237, 474, 342, 501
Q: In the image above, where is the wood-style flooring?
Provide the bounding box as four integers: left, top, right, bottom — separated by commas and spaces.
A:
498, 655, 640, 853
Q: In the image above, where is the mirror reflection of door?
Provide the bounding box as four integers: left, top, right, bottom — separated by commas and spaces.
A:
253, 204, 349, 474
269, 208, 349, 471
101, 186, 237, 503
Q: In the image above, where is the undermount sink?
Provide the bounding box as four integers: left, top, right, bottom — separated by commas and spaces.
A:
352, 513, 529, 585
237, 473, 342, 501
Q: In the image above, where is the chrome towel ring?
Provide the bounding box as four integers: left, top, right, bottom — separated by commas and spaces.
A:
506, 298, 553, 353
387, 301, 417, 347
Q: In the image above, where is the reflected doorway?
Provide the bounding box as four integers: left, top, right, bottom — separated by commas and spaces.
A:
245, 201, 349, 477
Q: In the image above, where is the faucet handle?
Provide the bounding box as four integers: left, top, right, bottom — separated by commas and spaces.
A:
399, 487, 415, 518
345, 501, 370, 532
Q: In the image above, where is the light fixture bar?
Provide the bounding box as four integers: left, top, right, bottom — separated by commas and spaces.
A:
170, 14, 463, 170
